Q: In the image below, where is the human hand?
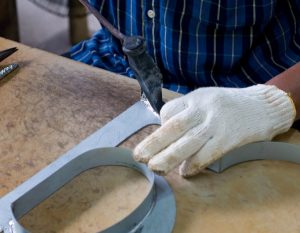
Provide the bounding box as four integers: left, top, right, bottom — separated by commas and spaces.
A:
133, 85, 296, 177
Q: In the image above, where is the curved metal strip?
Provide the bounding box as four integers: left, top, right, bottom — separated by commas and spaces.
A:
0, 101, 176, 233
0, 148, 176, 233
209, 141, 300, 173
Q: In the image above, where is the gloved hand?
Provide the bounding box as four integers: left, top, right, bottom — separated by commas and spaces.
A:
133, 84, 296, 177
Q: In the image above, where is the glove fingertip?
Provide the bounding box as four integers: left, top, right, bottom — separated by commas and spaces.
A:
179, 161, 203, 178
148, 159, 171, 176
133, 145, 151, 163
148, 164, 168, 176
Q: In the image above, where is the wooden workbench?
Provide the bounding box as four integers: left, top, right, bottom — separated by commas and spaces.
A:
1, 37, 300, 233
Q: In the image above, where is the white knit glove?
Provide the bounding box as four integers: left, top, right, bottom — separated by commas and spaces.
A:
133, 84, 296, 177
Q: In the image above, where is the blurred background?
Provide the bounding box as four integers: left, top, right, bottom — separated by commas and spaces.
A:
0, 0, 99, 54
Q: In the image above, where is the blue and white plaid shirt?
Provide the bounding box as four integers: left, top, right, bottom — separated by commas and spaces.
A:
69, 0, 300, 94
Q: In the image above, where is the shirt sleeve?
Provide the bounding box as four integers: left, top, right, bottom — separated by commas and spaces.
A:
67, 28, 134, 78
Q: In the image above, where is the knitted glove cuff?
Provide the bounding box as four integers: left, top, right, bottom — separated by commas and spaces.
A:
247, 84, 296, 136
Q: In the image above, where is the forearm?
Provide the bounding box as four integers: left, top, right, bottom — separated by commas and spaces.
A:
266, 62, 300, 120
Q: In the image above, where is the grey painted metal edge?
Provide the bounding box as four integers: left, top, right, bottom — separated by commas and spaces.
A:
1, 96, 299, 232
208, 141, 300, 173
0, 148, 176, 233
0, 100, 176, 233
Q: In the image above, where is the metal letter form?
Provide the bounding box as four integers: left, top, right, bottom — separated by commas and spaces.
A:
0, 100, 176, 233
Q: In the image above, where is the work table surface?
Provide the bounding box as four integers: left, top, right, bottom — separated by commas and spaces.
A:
1, 37, 300, 233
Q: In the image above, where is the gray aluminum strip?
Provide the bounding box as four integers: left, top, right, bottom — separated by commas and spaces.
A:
209, 141, 300, 173
0, 148, 176, 233
1, 96, 299, 232
0, 101, 176, 233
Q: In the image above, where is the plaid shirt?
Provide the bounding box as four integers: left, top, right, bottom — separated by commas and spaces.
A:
69, 0, 300, 94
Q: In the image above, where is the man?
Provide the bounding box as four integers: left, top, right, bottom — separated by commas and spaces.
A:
69, 0, 300, 177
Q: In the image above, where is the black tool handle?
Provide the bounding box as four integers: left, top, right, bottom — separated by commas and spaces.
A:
122, 36, 164, 113
0, 47, 18, 62
78, 0, 165, 113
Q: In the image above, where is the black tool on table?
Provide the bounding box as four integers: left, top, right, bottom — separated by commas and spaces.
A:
78, 0, 165, 114
0, 47, 18, 62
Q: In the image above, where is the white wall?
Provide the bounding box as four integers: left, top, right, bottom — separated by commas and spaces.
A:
16, 0, 100, 54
